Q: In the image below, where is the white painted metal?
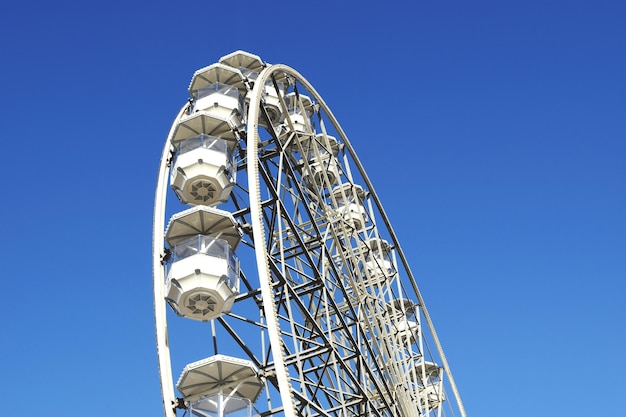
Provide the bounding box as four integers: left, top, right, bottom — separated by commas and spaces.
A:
153, 104, 188, 417
308, 74, 468, 417
302, 134, 341, 187
245, 65, 299, 417
154, 53, 467, 417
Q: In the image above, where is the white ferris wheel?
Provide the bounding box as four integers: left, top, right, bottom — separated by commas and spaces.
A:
152, 51, 466, 417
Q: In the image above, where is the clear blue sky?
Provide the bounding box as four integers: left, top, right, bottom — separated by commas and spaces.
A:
1, 1, 624, 416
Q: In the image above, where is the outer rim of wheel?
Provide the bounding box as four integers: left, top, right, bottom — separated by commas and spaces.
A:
153, 104, 188, 417
246, 64, 298, 417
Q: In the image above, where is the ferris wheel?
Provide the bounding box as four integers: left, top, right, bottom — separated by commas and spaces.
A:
152, 51, 466, 417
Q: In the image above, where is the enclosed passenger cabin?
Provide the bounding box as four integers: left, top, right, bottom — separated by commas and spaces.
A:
408, 361, 444, 411
386, 299, 419, 344
332, 183, 367, 232
170, 112, 240, 206
219, 50, 287, 129
177, 355, 263, 417
170, 134, 235, 206
302, 134, 341, 188
360, 238, 397, 285
281, 92, 314, 136
164, 206, 242, 322
249, 74, 286, 129
188, 63, 247, 130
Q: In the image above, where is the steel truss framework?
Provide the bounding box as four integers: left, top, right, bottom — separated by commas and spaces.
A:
153, 53, 466, 417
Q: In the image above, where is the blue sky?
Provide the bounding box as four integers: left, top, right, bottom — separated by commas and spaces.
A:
1, 1, 624, 416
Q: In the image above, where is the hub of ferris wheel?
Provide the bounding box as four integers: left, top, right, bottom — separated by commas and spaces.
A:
153, 51, 466, 417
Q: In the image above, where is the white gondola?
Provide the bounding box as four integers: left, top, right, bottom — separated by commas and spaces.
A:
253, 76, 286, 128
408, 361, 445, 411
219, 50, 286, 128
386, 299, 419, 344
170, 134, 235, 206
302, 134, 341, 188
332, 183, 367, 232
281, 92, 314, 135
188, 63, 246, 129
361, 238, 397, 285
164, 207, 242, 322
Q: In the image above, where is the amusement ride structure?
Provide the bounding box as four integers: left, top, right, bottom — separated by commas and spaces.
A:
152, 51, 466, 417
